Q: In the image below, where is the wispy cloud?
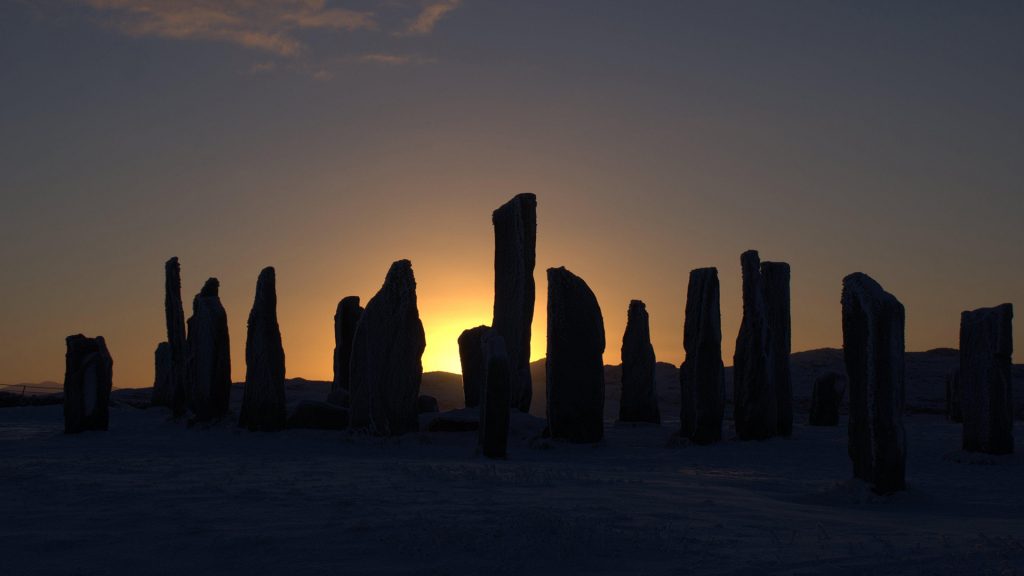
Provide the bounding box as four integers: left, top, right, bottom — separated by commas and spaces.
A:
355, 53, 436, 65
401, 0, 462, 36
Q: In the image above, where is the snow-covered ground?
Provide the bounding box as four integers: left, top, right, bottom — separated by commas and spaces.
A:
2, 372, 1022, 576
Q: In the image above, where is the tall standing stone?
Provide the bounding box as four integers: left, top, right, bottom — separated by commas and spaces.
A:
153, 257, 187, 414
348, 260, 426, 436
63, 334, 113, 434
619, 300, 659, 424
479, 330, 511, 458
960, 304, 1014, 454
239, 267, 287, 431
332, 296, 363, 394
186, 278, 232, 421
763, 261, 792, 436
809, 372, 845, 426
546, 267, 605, 443
842, 272, 906, 494
945, 368, 963, 423
680, 267, 725, 444
733, 250, 776, 440
458, 325, 490, 408
492, 193, 537, 413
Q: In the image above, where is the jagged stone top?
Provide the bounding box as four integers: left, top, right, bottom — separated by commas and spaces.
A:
842, 272, 904, 313
336, 295, 361, 319
254, 267, 277, 309
961, 303, 1013, 353
382, 259, 417, 297
200, 278, 219, 298
492, 193, 537, 222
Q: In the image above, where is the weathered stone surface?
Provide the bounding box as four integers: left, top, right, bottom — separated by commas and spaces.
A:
153, 341, 171, 405
418, 395, 440, 414
239, 267, 287, 431
680, 267, 725, 444
63, 334, 113, 434
733, 251, 776, 440
287, 400, 349, 430
945, 368, 962, 423
842, 272, 906, 494
546, 267, 605, 443
492, 193, 537, 413
619, 300, 659, 424
186, 278, 232, 421
458, 325, 490, 408
332, 296, 362, 394
348, 260, 426, 436
960, 304, 1014, 454
153, 257, 187, 414
479, 330, 511, 458
763, 261, 792, 437
809, 372, 845, 426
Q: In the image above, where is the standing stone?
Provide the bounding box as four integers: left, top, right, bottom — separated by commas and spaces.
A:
619, 300, 659, 424
842, 273, 906, 494
186, 278, 232, 421
479, 330, 511, 458
63, 334, 113, 434
945, 368, 962, 423
153, 341, 171, 404
763, 261, 792, 436
348, 260, 426, 436
332, 296, 363, 395
239, 267, 287, 431
546, 267, 605, 443
153, 257, 187, 414
680, 268, 725, 444
960, 304, 1014, 454
492, 193, 537, 413
809, 372, 845, 426
733, 251, 777, 440
458, 325, 490, 408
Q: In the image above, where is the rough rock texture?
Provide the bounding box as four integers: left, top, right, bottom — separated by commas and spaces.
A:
332, 296, 362, 394
733, 251, 777, 440
960, 304, 1014, 454
348, 260, 426, 436
286, 400, 349, 430
153, 341, 171, 404
763, 261, 792, 436
546, 267, 605, 443
479, 330, 511, 458
153, 257, 187, 413
492, 193, 537, 413
418, 395, 440, 414
946, 368, 962, 423
63, 334, 113, 434
619, 300, 659, 424
458, 325, 490, 408
239, 267, 287, 431
679, 268, 725, 444
842, 272, 906, 494
809, 372, 845, 426
186, 278, 232, 421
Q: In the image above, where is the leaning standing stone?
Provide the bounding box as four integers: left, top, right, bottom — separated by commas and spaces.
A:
960, 304, 1014, 454
680, 267, 725, 444
619, 300, 659, 424
64, 334, 113, 434
479, 330, 511, 458
458, 325, 490, 408
239, 267, 287, 431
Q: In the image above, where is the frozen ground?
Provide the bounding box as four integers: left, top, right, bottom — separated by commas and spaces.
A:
1, 375, 1022, 576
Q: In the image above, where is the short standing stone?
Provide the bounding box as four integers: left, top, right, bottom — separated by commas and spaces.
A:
153, 341, 171, 404
960, 304, 1014, 454
348, 260, 426, 436
619, 300, 659, 424
762, 261, 792, 437
680, 267, 725, 444
63, 334, 113, 434
239, 267, 287, 431
492, 193, 537, 413
418, 395, 440, 414
458, 325, 490, 408
809, 372, 845, 426
842, 272, 906, 494
186, 278, 232, 421
945, 368, 962, 423
546, 267, 606, 443
332, 296, 362, 394
733, 251, 776, 440
479, 330, 511, 458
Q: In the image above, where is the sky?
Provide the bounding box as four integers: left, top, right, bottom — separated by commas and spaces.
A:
1, 0, 1022, 388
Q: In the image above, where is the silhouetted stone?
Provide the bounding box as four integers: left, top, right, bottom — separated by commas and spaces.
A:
287, 400, 349, 430
960, 304, 1014, 454
479, 330, 511, 458
63, 334, 113, 434
945, 368, 962, 423
239, 267, 287, 431
349, 260, 426, 436
458, 325, 490, 408
733, 251, 776, 440
842, 273, 906, 494
492, 193, 537, 413
619, 300, 659, 424
153, 341, 171, 405
153, 257, 187, 414
809, 372, 845, 426
326, 388, 349, 408
418, 395, 440, 414
763, 261, 792, 437
680, 268, 725, 444
546, 267, 605, 443
186, 279, 232, 421
427, 409, 479, 432
332, 296, 362, 394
